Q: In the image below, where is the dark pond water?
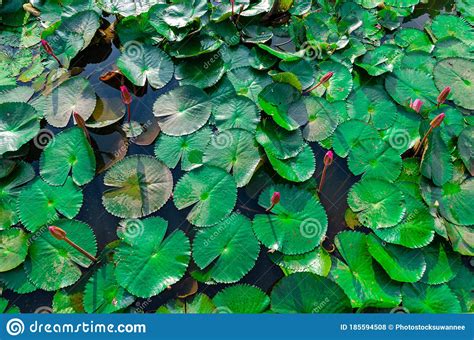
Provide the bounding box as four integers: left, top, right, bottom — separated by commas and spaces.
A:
4, 1, 456, 313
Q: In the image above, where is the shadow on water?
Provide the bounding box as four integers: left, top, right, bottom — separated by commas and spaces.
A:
5, 1, 455, 312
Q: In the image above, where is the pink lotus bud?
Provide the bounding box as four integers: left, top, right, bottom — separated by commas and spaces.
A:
48, 226, 67, 240
41, 39, 54, 56
430, 113, 445, 128
323, 150, 334, 166
409, 99, 424, 113
437, 86, 451, 106
271, 192, 281, 205
320, 71, 334, 84
120, 85, 132, 105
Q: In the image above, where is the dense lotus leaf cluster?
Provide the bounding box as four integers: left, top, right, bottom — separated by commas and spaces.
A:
0, 0, 472, 314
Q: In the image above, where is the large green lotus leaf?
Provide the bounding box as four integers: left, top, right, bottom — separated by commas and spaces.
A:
347, 85, 397, 130
383, 107, 421, 155
0, 264, 37, 294
0, 102, 39, 155
311, 61, 353, 102
256, 119, 304, 160
421, 176, 474, 226
157, 294, 215, 314
115, 217, 190, 298
40, 127, 95, 187
348, 139, 402, 182
401, 283, 461, 313
154, 126, 211, 171
446, 221, 474, 256
213, 284, 270, 313
153, 85, 211, 136
268, 247, 331, 276
175, 54, 224, 89
398, 51, 436, 74
52, 288, 84, 313
332, 120, 379, 158
271, 272, 351, 313
0, 86, 34, 104
267, 144, 315, 183
448, 267, 474, 312
348, 179, 405, 229
385, 68, 439, 110
278, 59, 314, 90
212, 96, 260, 132
430, 14, 474, 44
456, 0, 474, 24
45, 10, 100, 67
253, 184, 327, 255
203, 129, 261, 187
192, 213, 259, 283
0, 48, 32, 80
97, 0, 161, 16
115, 9, 162, 45
220, 45, 251, 70
0, 228, 28, 272
420, 240, 461, 285
434, 37, 474, 60
333, 231, 401, 308
168, 35, 222, 58
457, 126, 474, 175
227, 67, 272, 102
395, 28, 433, 53
33, 76, 96, 128
356, 44, 403, 76
420, 129, 453, 186
433, 58, 474, 110
0, 162, 34, 229
174, 166, 237, 226
301, 97, 346, 142
258, 83, 302, 131
366, 233, 426, 283
102, 155, 173, 219
84, 264, 135, 313
25, 219, 97, 291
162, 0, 207, 28
117, 44, 174, 89
18, 177, 83, 232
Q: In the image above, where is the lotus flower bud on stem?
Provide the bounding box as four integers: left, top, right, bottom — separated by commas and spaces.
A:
73, 112, 91, 145
48, 226, 97, 262
437, 86, 451, 108
231, 0, 235, 15
266, 192, 281, 212
318, 150, 334, 192
409, 99, 424, 113
120, 85, 132, 122
304, 72, 334, 94
41, 39, 63, 68
413, 113, 445, 157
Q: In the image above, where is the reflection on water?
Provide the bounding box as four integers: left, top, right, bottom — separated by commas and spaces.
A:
5, 2, 454, 313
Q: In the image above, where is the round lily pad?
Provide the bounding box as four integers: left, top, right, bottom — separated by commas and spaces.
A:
332, 120, 380, 158
268, 247, 332, 277
40, 127, 96, 186
18, 177, 83, 232
301, 97, 346, 142
102, 155, 173, 219
267, 144, 316, 183
0, 228, 28, 272
212, 96, 260, 132
256, 119, 305, 160
153, 85, 211, 136
114, 216, 190, 298
253, 184, 328, 255
420, 240, 461, 285
434, 58, 474, 110
25, 219, 97, 291
402, 282, 461, 313
0, 102, 39, 155
0, 264, 37, 294
203, 129, 261, 187
213, 284, 270, 313
192, 213, 259, 283
157, 293, 215, 314
174, 166, 237, 227
271, 272, 352, 313
348, 179, 405, 229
